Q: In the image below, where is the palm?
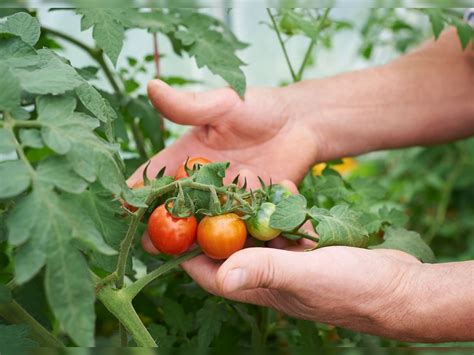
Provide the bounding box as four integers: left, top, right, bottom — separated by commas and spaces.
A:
129, 83, 318, 184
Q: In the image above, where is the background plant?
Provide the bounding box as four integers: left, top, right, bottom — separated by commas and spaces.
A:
0, 6, 473, 351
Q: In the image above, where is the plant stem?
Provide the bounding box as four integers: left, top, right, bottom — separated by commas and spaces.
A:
0, 300, 64, 347
153, 33, 160, 79
295, 8, 331, 82
131, 118, 149, 160
97, 286, 156, 347
267, 8, 297, 82
115, 212, 143, 289
425, 152, 464, 244
42, 26, 122, 96
120, 323, 128, 346
123, 248, 202, 300
4, 112, 36, 178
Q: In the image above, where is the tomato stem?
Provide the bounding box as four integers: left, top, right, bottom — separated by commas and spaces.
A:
123, 248, 202, 300
96, 286, 157, 347
0, 299, 64, 347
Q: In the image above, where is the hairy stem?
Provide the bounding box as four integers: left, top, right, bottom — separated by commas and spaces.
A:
0, 300, 64, 347
295, 8, 331, 82
4, 112, 36, 178
425, 151, 464, 244
97, 286, 156, 347
267, 8, 297, 82
131, 118, 149, 160
123, 248, 202, 300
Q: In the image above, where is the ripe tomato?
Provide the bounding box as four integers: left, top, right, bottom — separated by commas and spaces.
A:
197, 213, 247, 260
246, 202, 281, 241
175, 157, 211, 180
268, 184, 293, 205
147, 204, 197, 256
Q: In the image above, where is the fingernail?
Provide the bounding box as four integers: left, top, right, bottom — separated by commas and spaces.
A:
223, 268, 247, 293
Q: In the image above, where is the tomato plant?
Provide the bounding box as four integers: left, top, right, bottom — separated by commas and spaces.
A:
197, 213, 247, 260
0, 4, 472, 352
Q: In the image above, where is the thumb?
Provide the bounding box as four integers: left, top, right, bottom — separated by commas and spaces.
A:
216, 248, 301, 294
147, 79, 240, 126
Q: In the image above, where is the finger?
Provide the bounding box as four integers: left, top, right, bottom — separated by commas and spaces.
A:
141, 232, 160, 255
216, 248, 301, 294
147, 80, 240, 126
181, 255, 222, 295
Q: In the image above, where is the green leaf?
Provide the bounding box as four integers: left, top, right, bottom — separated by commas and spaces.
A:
45, 242, 95, 346
0, 63, 21, 111
0, 325, 38, 352
189, 162, 229, 210
148, 324, 177, 348
76, 9, 133, 66
370, 227, 436, 263
75, 83, 117, 123
453, 18, 473, 50
36, 95, 124, 194
0, 160, 31, 199
270, 195, 308, 231
161, 298, 192, 334
7, 183, 115, 283
0, 36, 37, 68
315, 174, 353, 201
0, 283, 12, 304
0, 128, 15, 153
37, 156, 88, 194
425, 9, 445, 40
12, 49, 83, 95
196, 299, 227, 348
19, 129, 43, 149
309, 205, 369, 248
0, 12, 40, 46
174, 12, 246, 96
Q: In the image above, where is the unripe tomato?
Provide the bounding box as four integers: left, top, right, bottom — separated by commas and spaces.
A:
175, 157, 211, 180
246, 202, 281, 241
268, 184, 293, 205
147, 204, 197, 256
197, 213, 247, 260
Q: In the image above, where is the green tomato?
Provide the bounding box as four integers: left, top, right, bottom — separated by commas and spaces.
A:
268, 184, 293, 205
246, 202, 281, 241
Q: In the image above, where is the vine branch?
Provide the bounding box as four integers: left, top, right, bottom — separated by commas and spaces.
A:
123, 248, 202, 300
295, 8, 331, 82
267, 8, 297, 82
0, 299, 64, 347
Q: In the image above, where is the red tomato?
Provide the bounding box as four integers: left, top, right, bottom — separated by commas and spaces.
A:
197, 213, 247, 260
141, 233, 160, 255
175, 157, 211, 180
147, 204, 197, 256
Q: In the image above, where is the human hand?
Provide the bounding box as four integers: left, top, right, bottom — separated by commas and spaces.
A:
128, 80, 322, 186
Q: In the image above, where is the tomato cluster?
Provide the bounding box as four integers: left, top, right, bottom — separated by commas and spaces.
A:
132, 157, 292, 260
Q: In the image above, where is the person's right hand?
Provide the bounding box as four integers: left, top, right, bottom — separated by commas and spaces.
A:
128, 80, 322, 186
